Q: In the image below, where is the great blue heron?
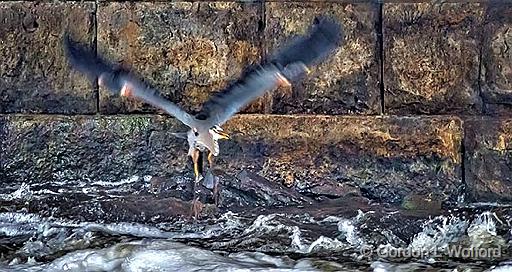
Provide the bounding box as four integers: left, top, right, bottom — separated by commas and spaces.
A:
64, 16, 343, 213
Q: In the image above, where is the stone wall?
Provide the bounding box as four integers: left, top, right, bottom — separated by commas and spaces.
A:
1, 0, 512, 207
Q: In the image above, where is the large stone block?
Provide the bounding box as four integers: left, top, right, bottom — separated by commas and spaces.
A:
1, 115, 462, 206
264, 2, 380, 115
480, 3, 512, 114
383, 3, 483, 114
97, 2, 263, 114
0, 2, 96, 114
2, 115, 190, 187
221, 115, 462, 205
465, 117, 512, 202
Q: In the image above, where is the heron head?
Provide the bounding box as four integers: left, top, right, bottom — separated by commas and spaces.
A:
186, 126, 229, 157
209, 126, 230, 141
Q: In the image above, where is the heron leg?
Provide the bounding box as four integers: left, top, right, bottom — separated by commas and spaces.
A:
191, 149, 202, 182
190, 149, 203, 218
207, 152, 220, 206
207, 152, 214, 170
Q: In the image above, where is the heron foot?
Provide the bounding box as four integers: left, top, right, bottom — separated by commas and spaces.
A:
195, 174, 204, 183
190, 197, 203, 219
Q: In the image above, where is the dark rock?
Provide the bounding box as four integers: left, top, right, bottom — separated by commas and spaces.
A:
27, 194, 213, 223
265, 2, 380, 114
481, 3, 512, 114
383, 3, 483, 114
233, 170, 313, 206
97, 2, 264, 114
306, 182, 361, 199
465, 117, 512, 202
0, 2, 96, 114
401, 194, 443, 213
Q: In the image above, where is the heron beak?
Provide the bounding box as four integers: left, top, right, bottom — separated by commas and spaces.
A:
216, 131, 230, 140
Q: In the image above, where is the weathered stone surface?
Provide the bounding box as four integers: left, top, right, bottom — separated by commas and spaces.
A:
481, 3, 512, 114
1, 115, 462, 206
465, 117, 512, 202
97, 2, 263, 114
2, 115, 191, 187
0, 2, 96, 114
265, 2, 380, 114
220, 115, 463, 205
383, 3, 483, 114
25, 194, 214, 223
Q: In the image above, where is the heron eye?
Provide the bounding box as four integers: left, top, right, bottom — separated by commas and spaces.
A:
194, 131, 199, 137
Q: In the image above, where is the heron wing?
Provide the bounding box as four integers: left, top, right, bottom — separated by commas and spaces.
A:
64, 35, 196, 128
199, 16, 343, 127
197, 66, 290, 127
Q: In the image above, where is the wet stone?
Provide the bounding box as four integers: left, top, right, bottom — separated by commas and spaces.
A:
265, 2, 380, 114
232, 170, 313, 207
219, 115, 463, 206
480, 3, 512, 114
97, 2, 263, 114
28, 194, 212, 223
0, 2, 96, 114
1, 115, 192, 187
0, 116, 6, 183
1, 115, 462, 211
465, 117, 512, 202
383, 3, 484, 114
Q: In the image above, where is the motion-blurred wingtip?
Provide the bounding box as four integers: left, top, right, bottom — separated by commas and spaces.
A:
62, 33, 87, 69
313, 16, 344, 47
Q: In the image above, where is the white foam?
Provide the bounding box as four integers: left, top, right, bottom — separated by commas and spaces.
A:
91, 175, 140, 187
4, 240, 320, 272
0, 183, 32, 201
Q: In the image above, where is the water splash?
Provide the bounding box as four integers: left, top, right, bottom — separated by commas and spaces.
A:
467, 211, 506, 249
0, 183, 32, 201
408, 215, 468, 253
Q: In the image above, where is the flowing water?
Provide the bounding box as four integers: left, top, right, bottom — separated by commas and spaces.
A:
0, 176, 511, 271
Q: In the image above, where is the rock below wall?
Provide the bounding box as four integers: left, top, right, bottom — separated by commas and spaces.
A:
1, 115, 463, 207
465, 117, 512, 203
